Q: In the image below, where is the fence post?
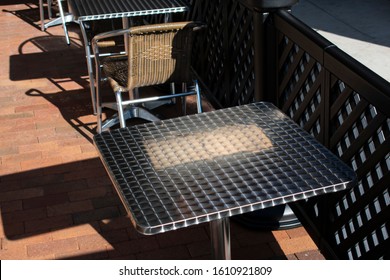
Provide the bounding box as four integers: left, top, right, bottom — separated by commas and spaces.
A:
239, 0, 299, 102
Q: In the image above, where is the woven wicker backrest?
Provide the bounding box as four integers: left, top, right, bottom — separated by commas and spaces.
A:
127, 22, 198, 90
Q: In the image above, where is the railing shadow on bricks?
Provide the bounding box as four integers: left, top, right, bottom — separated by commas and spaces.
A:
189, 0, 390, 259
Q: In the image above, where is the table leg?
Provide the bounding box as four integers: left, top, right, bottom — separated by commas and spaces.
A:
209, 217, 231, 260
79, 21, 97, 115
39, 0, 45, 31
57, 0, 70, 45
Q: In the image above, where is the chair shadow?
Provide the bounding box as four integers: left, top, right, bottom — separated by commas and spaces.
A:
8, 34, 98, 140
26, 88, 97, 142
10, 35, 86, 83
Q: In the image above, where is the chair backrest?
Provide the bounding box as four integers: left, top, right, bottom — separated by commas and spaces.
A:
126, 21, 202, 90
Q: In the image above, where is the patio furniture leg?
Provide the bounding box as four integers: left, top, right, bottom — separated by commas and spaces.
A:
210, 217, 231, 260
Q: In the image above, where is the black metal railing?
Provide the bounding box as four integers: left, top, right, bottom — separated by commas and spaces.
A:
189, 0, 390, 259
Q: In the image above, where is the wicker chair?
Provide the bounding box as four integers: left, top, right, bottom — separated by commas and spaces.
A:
92, 21, 204, 133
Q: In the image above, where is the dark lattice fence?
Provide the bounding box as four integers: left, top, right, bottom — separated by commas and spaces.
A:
270, 10, 390, 260
189, 0, 255, 108
189, 0, 389, 259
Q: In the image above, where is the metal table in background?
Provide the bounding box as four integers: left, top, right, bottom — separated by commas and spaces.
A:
67, 0, 191, 114
93, 102, 357, 259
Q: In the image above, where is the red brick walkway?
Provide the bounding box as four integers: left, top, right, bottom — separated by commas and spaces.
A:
0, 2, 323, 260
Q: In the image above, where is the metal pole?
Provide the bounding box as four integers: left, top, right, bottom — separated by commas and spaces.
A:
209, 217, 231, 260
239, 0, 300, 103
79, 22, 97, 114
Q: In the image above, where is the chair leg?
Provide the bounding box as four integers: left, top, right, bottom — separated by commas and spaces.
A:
39, 0, 52, 31
40, 0, 72, 45
58, 0, 70, 45
39, 0, 45, 31
194, 80, 203, 114
96, 78, 103, 133
170, 83, 176, 95
48, 0, 53, 18
115, 91, 126, 128
181, 82, 187, 115
133, 88, 140, 99
170, 82, 176, 106
96, 105, 103, 133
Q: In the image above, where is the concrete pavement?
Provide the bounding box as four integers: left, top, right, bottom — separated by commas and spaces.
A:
292, 0, 390, 82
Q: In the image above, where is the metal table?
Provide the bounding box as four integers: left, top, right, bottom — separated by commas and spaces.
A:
93, 102, 357, 259
67, 0, 190, 114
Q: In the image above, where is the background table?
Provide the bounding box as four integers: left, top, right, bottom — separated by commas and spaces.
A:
68, 0, 190, 114
93, 102, 356, 259
69, 0, 189, 21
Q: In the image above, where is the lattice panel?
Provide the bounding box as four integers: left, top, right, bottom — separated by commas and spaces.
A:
277, 34, 322, 138
190, 0, 256, 107
274, 10, 390, 259
229, 4, 255, 105
328, 79, 390, 259
191, 0, 225, 102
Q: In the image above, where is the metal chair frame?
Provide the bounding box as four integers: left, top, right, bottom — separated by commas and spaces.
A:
39, 0, 74, 45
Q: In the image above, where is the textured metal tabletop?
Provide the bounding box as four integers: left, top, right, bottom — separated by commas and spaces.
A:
94, 102, 356, 235
68, 0, 190, 21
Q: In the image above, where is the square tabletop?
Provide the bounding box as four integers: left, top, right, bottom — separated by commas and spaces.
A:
68, 0, 190, 21
93, 102, 356, 235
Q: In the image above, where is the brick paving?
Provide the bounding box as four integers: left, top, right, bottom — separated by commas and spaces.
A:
0, 1, 324, 260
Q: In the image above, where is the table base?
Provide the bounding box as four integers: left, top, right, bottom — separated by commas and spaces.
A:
210, 218, 231, 260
